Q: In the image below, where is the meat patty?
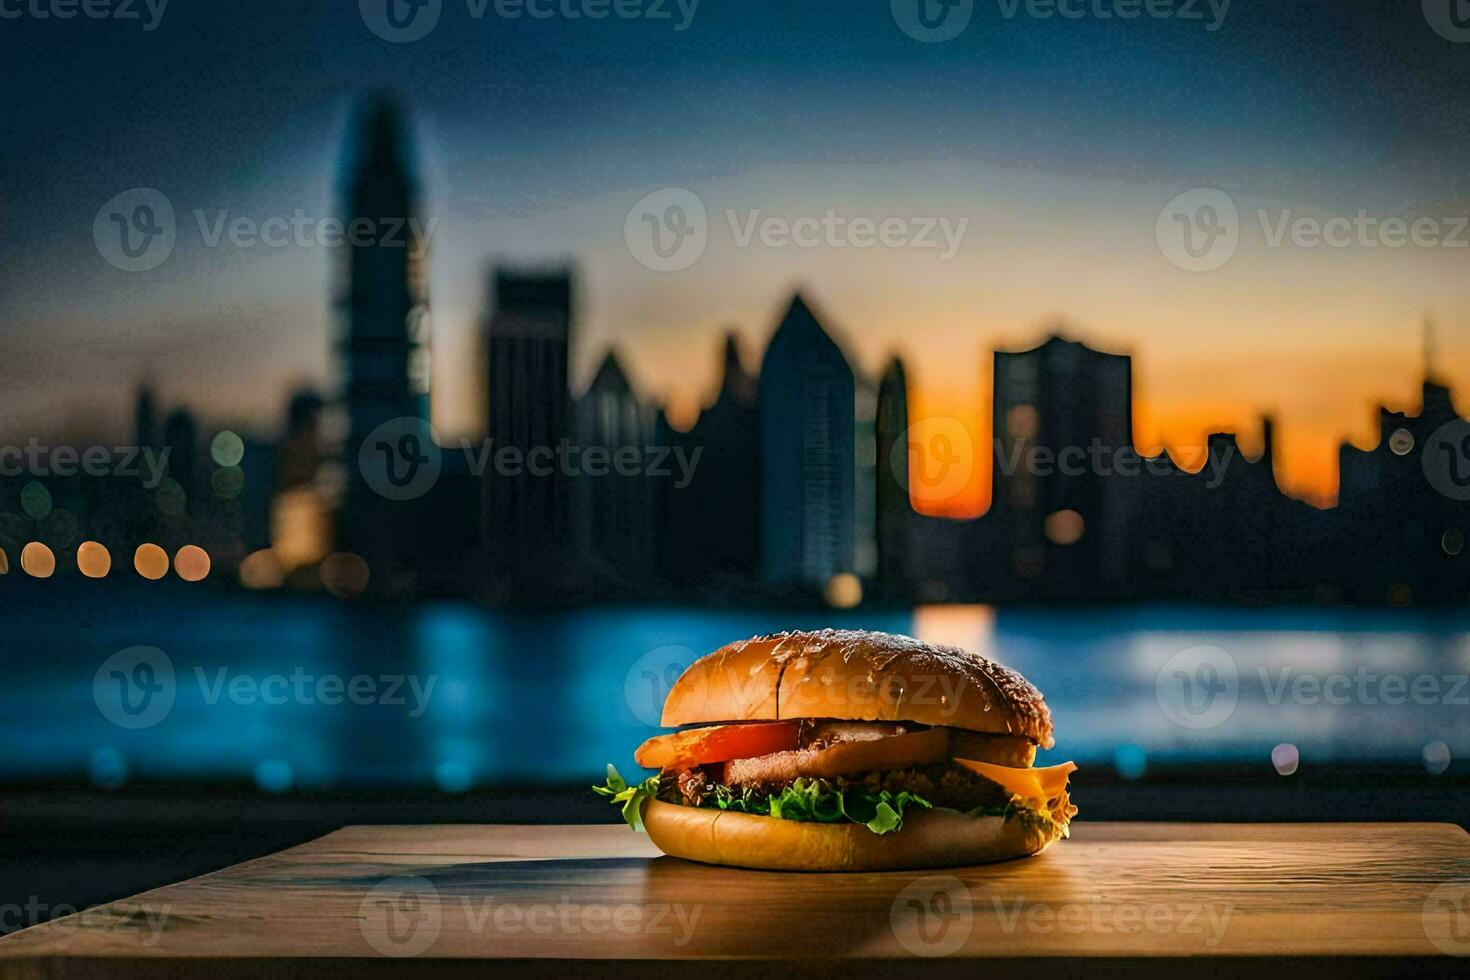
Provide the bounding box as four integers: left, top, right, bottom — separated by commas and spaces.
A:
662, 761, 1013, 813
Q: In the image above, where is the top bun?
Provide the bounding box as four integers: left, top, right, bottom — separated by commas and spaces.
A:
660, 629, 1054, 748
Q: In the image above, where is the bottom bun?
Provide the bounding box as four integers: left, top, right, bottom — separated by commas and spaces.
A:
641, 798, 1064, 872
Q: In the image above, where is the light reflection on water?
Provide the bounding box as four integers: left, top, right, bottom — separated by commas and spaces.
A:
3, 591, 1466, 789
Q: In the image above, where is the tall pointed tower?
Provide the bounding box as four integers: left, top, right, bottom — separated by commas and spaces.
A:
336, 93, 431, 562
875, 356, 911, 596
758, 293, 856, 589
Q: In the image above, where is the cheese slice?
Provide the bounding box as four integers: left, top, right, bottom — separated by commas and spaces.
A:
954, 758, 1076, 805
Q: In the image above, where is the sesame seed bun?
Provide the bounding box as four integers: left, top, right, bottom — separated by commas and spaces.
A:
660, 629, 1054, 748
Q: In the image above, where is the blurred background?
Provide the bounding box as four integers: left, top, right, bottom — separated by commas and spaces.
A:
2, 0, 1469, 933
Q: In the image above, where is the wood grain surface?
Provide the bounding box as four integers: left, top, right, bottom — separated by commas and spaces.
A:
1, 822, 1467, 978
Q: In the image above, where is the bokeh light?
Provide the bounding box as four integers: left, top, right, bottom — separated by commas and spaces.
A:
211, 466, 244, 500
89, 747, 128, 790
134, 543, 169, 580
254, 759, 294, 794
155, 479, 187, 516
175, 545, 211, 582
824, 572, 863, 609
0, 548, 8, 575
20, 482, 51, 521
76, 541, 112, 578
1044, 509, 1085, 546
238, 549, 284, 589
1423, 741, 1452, 776
20, 541, 55, 578
435, 760, 473, 794
1271, 743, 1300, 776
320, 552, 370, 599
210, 430, 245, 467
1114, 744, 1147, 780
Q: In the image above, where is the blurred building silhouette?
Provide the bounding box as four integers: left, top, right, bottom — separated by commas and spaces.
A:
758, 294, 856, 591
481, 265, 576, 597
658, 333, 759, 592
335, 93, 431, 577
574, 351, 659, 581
1337, 333, 1468, 604
6, 97, 1467, 608
991, 335, 1132, 598
270, 389, 330, 574
874, 356, 912, 601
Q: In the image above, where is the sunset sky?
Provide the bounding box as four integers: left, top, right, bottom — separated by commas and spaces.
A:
3, 0, 1467, 517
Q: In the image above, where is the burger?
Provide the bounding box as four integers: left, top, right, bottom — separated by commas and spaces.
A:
595, 628, 1076, 871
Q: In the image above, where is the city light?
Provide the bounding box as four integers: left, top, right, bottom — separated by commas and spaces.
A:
1044, 509, 1085, 546
320, 552, 369, 599
134, 543, 169, 580
238, 549, 284, 589
824, 572, 863, 609
20, 541, 55, 578
76, 541, 111, 578
175, 545, 211, 582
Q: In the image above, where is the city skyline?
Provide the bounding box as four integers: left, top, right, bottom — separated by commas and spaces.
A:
5, 3, 1470, 517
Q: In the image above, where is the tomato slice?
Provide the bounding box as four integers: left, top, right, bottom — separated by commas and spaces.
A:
634, 721, 800, 770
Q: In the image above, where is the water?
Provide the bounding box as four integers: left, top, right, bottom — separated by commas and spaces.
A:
4, 589, 1467, 790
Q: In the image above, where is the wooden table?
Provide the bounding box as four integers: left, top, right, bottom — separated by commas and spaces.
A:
2, 822, 1467, 977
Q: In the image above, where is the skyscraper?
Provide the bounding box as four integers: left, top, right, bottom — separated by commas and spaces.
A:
658, 332, 759, 589
874, 356, 911, 598
482, 265, 575, 594
992, 334, 1132, 597
759, 294, 856, 590
335, 93, 431, 569
574, 350, 658, 578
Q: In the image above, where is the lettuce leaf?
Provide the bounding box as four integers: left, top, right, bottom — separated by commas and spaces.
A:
712, 776, 931, 835
591, 764, 660, 832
